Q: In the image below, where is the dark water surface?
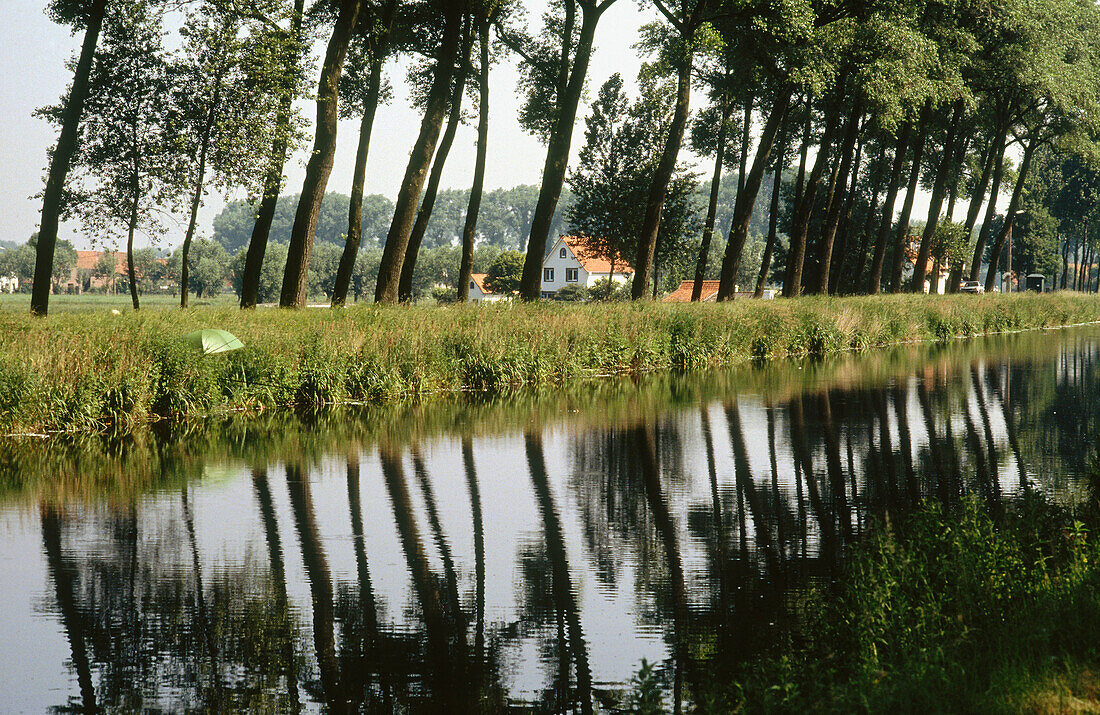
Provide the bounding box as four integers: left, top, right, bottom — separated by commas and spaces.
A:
3, 328, 1099, 712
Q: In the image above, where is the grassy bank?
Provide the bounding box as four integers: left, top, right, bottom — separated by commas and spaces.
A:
701, 494, 1100, 714
2, 292, 1099, 433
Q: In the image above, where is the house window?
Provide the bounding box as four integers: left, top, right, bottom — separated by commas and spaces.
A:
559, 247, 567, 259
566, 268, 578, 282
543, 267, 554, 282
470, 280, 477, 290
541, 291, 556, 299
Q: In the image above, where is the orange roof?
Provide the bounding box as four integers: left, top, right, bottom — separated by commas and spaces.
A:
471, 273, 492, 294
76, 250, 128, 273
74, 250, 166, 277
561, 236, 634, 274
664, 280, 720, 302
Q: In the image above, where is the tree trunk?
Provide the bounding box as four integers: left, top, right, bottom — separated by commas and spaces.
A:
814, 97, 862, 294
1061, 234, 1070, 289
888, 104, 932, 292
867, 122, 912, 293
848, 164, 884, 293
754, 148, 785, 298
945, 133, 970, 220
332, 7, 393, 307
518, 1, 610, 300
179, 144, 208, 309
692, 93, 730, 302
738, 93, 752, 198
717, 85, 794, 300
793, 101, 809, 215
829, 134, 863, 294
970, 129, 1008, 282
984, 138, 1035, 292
32, 0, 108, 317
373, 6, 465, 303
240, 0, 305, 309
632, 33, 694, 299
458, 19, 491, 303
398, 29, 472, 302
127, 172, 140, 312
947, 136, 993, 291
784, 76, 846, 298
180, 72, 226, 309
912, 101, 963, 292
280, 0, 364, 308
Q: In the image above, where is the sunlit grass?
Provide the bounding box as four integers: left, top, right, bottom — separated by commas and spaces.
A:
0, 292, 1098, 433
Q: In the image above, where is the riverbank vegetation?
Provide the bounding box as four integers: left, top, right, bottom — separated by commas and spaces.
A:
1, 292, 1099, 434
696, 495, 1100, 713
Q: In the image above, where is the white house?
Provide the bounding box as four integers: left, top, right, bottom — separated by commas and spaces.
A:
468, 273, 508, 303
0, 274, 17, 293
540, 235, 634, 298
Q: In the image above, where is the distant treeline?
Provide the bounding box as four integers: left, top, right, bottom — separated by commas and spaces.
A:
212, 186, 573, 255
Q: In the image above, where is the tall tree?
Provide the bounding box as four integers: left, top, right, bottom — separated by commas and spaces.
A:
458, 1, 501, 302
332, 0, 397, 306
499, 0, 619, 300
398, 21, 475, 302
57, 0, 184, 311
279, 0, 365, 308
630, 1, 717, 299
174, 1, 288, 308
373, 2, 465, 303
31, 0, 108, 316
238, 0, 307, 309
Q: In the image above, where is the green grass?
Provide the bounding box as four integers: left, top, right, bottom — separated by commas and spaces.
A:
700, 494, 1100, 714
1, 292, 1099, 433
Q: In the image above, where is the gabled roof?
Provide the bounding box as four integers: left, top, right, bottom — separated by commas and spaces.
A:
471, 273, 492, 294
664, 280, 720, 302
558, 236, 634, 274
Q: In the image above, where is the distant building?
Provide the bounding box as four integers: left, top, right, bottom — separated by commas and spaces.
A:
468, 273, 508, 303
0, 274, 17, 293
540, 235, 634, 299
904, 238, 950, 294
60, 250, 170, 293
663, 280, 775, 302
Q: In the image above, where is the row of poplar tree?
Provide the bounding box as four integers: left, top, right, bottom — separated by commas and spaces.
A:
28, 0, 1100, 314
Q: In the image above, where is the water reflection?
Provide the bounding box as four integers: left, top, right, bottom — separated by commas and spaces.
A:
8, 330, 1100, 711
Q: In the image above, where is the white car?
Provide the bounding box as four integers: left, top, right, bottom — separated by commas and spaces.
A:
960, 281, 985, 294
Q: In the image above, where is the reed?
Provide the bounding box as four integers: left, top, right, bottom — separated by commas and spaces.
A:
1, 292, 1098, 433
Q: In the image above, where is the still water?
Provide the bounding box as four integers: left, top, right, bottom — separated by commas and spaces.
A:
2, 328, 1098, 712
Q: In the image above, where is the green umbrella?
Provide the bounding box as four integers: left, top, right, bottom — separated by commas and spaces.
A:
182, 328, 244, 356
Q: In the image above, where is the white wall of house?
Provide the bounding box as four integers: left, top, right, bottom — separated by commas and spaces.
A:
468, 279, 506, 303
540, 236, 632, 297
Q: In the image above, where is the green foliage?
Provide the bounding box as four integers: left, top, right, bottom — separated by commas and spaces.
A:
567, 71, 702, 282
212, 192, 394, 254
485, 250, 525, 294
58, 0, 186, 246
718, 495, 1100, 713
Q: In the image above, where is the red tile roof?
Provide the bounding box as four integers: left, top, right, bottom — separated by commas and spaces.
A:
561, 236, 634, 274
471, 273, 492, 294
75, 250, 128, 273
664, 280, 720, 302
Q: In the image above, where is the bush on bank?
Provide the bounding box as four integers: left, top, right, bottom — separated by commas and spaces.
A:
698, 495, 1100, 714
1, 292, 1099, 433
